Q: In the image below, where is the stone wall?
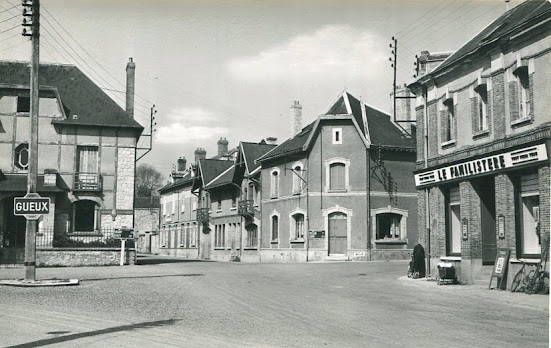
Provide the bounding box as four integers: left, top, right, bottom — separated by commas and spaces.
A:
116, 147, 136, 210
36, 248, 136, 267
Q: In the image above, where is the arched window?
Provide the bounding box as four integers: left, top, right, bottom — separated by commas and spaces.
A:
292, 162, 303, 195
329, 163, 345, 190
271, 215, 279, 241
292, 213, 304, 239
14, 143, 29, 170
72, 200, 100, 232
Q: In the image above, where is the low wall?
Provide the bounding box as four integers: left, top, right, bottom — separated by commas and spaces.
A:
36, 248, 136, 267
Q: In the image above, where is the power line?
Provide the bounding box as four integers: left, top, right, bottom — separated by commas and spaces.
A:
0, 23, 19, 35
0, 12, 19, 24
398, 0, 459, 41
0, 31, 20, 43
41, 4, 155, 106
394, 0, 451, 37
0, 3, 18, 15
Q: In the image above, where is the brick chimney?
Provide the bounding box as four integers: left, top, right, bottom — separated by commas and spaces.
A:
194, 147, 207, 163
177, 157, 187, 172
217, 137, 229, 157
126, 57, 136, 119
290, 100, 302, 137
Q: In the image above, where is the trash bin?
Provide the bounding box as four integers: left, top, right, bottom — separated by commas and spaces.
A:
437, 262, 456, 285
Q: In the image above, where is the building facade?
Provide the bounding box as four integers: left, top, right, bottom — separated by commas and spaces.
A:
257, 94, 417, 262
0, 60, 142, 264
409, 0, 551, 284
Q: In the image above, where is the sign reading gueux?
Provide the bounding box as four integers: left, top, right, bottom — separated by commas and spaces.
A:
14, 193, 50, 220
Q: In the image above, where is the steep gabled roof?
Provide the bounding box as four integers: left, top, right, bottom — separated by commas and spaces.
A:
0, 61, 143, 134
420, 0, 551, 79
198, 159, 234, 187
204, 164, 235, 190
158, 171, 194, 193
257, 91, 414, 163
240, 141, 277, 175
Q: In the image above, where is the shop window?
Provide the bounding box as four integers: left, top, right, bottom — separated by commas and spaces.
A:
519, 173, 540, 257
14, 143, 29, 170
447, 186, 461, 255
376, 213, 402, 240
72, 200, 100, 233
271, 215, 279, 241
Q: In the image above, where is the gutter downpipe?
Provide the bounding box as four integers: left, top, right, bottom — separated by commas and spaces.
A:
423, 85, 431, 278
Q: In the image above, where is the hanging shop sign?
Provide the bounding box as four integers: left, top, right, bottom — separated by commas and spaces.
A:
415, 143, 548, 187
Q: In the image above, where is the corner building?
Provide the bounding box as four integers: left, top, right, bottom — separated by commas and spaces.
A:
409, 0, 550, 284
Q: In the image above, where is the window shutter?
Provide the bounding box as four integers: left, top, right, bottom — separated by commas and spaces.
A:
509, 81, 519, 121
440, 110, 447, 142
528, 73, 534, 119
471, 97, 478, 133
453, 104, 457, 140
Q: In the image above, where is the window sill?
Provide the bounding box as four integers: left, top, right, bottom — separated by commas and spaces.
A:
472, 129, 490, 140
244, 246, 258, 250
290, 238, 305, 243
214, 247, 227, 250
511, 116, 532, 128
270, 239, 279, 244
510, 258, 541, 264
374, 239, 406, 245
328, 189, 347, 193
292, 191, 302, 196
270, 196, 278, 200
216, 209, 222, 213
68, 232, 102, 237
440, 139, 456, 149
230, 207, 237, 211
440, 256, 461, 262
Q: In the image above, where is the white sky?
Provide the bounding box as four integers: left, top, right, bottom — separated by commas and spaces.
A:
0, 0, 525, 176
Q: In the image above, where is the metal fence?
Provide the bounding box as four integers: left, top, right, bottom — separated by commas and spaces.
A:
32, 228, 132, 248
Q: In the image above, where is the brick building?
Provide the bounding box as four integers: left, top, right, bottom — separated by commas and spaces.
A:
0, 59, 142, 264
408, 0, 551, 284
256, 93, 417, 262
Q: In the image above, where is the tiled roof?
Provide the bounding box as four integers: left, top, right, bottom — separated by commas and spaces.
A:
199, 159, 234, 187
257, 91, 414, 163
426, 0, 551, 77
204, 164, 235, 190
0, 174, 68, 193
0, 61, 143, 133
158, 171, 193, 193
240, 142, 277, 174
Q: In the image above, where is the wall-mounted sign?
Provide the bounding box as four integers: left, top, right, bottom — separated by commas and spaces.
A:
497, 215, 505, 239
415, 144, 548, 187
309, 230, 325, 238
462, 218, 468, 241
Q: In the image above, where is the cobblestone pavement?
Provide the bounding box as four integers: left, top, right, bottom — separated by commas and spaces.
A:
0, 258, 548, 347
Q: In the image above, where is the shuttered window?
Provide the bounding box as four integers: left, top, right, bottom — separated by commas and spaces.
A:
329, 163, 345, 190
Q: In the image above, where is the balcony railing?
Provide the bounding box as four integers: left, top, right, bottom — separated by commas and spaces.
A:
196, 208, 210, 224
238, 200, 255, 217
74, 172, 102, 192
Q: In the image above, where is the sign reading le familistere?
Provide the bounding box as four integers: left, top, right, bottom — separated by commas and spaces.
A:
415, 144, 548, 187
14, 195, 50, 219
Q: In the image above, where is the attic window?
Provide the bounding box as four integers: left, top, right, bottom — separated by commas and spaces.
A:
332, 128, 342, 144
17, 97, 30, 113
72, 115, 79, 120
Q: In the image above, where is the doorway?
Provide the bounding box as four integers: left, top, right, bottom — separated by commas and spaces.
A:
328, 212, 347, 255
1, 197, 27, 264
477, 177, 497, 265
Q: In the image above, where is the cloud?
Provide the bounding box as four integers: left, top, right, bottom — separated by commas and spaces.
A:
227, 24, 387, 82
155, 107, 227, 144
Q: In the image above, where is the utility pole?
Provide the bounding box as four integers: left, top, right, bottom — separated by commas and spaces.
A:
389, 36, 416, 136
136, 105, 157, 162
21, 0, 40, 281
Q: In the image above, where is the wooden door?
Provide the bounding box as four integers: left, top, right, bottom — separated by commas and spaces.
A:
329, 212, 347, 254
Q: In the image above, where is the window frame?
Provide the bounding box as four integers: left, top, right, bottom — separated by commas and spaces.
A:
325, 158, 350, 193
270, 167, 280, 199
71, 199, 100, 233
332, 128, 343, 145
292, 162, 304, 195
14, 143, 29, 170
270, 212, 280, 243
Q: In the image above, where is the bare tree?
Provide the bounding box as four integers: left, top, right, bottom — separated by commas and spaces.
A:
136, 164, 163, 197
